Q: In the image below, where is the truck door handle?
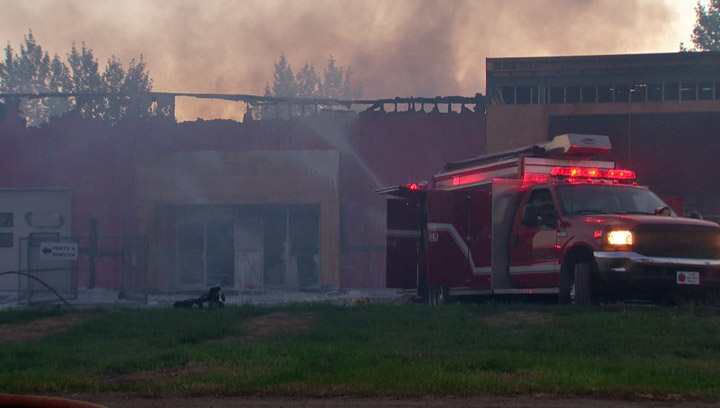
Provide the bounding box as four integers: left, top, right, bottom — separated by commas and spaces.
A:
514, 234, 519, 247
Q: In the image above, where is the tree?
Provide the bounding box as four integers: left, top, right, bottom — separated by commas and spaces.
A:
121, 56, 153, 120
340, 65, 362, 100
0, 30, 156, 126
67, 41, 104, 119
101, 55, 154, 123
296, 62, 321, 98
269, 52, 297, 98
260, 52, 363, 119
320, 55, 343, 99
265, 52, 362, 101
265, 53, 362, 105
683, 0, 720, 51
0, 31, 72, 127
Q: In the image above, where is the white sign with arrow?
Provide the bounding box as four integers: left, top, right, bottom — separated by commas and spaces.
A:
40, 242, 78, 260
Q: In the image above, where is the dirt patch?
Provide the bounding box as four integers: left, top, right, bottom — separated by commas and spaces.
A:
71, 394, 720, 408
219, 312, 314, 344
481, 311, 552, 329
110, 362, 233, 387
0, 313, 93, 342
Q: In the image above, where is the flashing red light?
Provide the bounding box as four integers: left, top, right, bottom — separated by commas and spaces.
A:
606, 169, 636, 179
407, 183, 418, 191
551, 167, 635, 180
593, 230, 603, 239
551, 167, 572, 177
551, 167, 595, 177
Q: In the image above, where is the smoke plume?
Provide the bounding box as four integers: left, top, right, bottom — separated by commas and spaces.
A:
0, 0, 684, 121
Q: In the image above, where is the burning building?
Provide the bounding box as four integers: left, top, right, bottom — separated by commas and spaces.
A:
0, 96, 484, 298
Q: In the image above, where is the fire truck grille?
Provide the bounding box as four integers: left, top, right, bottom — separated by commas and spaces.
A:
634, 225, 720, 259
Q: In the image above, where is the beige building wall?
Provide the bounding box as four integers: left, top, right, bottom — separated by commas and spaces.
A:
486, 100, 720, 153
135, 150, 341, 288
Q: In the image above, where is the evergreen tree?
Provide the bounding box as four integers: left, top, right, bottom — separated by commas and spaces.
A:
67, 41, 104, 118
341, 66, 362, 100
0, 31, 72, 126
320, 55, 343, 99
270, 52, 297, 98
0, 30, 155, 126
259, 52, 363, 120
684, 0, 720, 51
264, 53, 362, 101
120, 56, 153, 121
296, 62, 321, 98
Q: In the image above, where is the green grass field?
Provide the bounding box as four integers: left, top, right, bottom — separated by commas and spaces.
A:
1, 302, 719, 400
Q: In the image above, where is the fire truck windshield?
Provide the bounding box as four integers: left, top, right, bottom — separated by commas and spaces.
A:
555, 184, 672, 217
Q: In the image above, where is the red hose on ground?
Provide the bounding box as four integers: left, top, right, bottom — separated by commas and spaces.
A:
0, 271, 73, 308
0, 394, 107, 408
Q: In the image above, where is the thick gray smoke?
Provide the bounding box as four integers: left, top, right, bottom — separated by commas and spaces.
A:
0, 0, 683, 120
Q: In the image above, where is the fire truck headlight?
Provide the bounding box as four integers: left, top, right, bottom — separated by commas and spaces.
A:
607, 230, 633, 246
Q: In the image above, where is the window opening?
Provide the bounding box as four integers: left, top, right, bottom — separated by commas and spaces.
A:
648, 84, 663, 101
501, 86, 515, 104
177, 221, 205, 285
206, 219, 234, 287
549, 86, 565, 104
289, 207, 320, 288
630, 84, 647, 102
566, 86, 580, 103
0, 233, 12, 247
598, 85, 613, 103
516, 86, 532, 104
699, 82, 713, 100
614, 84, 630, 102
0, 213, 13, 227
681, 83, 697, 100
581, 85, 597, 103
665, 83, 679, 101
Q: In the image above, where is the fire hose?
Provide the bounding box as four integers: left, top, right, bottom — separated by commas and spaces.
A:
0, 394, 107, 408
0, 271, 72, 308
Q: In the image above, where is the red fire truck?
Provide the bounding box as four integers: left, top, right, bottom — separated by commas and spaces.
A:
378, 134, 720, 304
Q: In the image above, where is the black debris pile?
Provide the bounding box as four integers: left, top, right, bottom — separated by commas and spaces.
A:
173, 286, 226, 308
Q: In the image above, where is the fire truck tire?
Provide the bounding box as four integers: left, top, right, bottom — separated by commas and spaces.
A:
559, 267, 572, 304
427, 286, 450, 305
574, 262, 593, 305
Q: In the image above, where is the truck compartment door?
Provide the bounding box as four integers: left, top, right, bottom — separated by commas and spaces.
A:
426, 189, 492, 289
386, 197, 424, 289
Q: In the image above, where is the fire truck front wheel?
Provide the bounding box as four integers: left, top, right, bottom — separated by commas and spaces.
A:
573, 262, 593, 305
426, 286, 451, 306
560, 260, 597, 305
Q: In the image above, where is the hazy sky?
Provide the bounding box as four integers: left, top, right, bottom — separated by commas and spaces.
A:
0, 0, 704, 121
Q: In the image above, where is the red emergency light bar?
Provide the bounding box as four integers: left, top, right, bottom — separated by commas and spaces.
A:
406, 181, 428, 191
550, 167, 635, 180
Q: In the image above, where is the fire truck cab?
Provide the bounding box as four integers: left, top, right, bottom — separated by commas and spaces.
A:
378, 134, 720, 304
